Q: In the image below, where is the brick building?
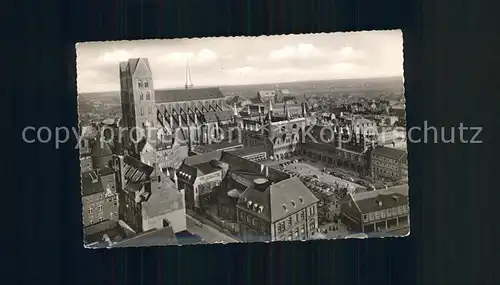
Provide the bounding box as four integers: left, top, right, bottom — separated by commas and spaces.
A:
237, 177, 319, 242
81, 168, 118, 227
370, 146, 408, 181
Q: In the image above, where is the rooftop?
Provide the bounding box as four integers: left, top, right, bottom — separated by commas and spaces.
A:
351, 184, 409, 214
155, 87, 225, 103
372, 146, 407, 161
229, 146, 268, 157
81, 170, 104, 197
238, 177, 319, 222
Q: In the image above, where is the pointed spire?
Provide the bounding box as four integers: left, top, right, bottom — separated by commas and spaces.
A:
178, 113, 182, 127
268, 99, 273, 111
194, 113, 198, 125
170, 114, 173, 129
166, 167, 170, 177
247, 104, 250, 114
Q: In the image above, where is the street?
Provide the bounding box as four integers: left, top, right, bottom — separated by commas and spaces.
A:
186, 215, 240, 244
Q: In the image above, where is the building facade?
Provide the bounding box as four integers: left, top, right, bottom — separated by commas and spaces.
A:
236, 177, 319, 242
340, 185, 409, 233
370, 146, 408, 181
81, 168, 119, 227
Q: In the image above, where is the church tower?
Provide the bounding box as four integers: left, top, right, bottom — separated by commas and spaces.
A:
119, 58, 158, 157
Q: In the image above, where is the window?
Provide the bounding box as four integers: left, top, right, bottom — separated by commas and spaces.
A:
140, 92, 144, 100
251, 218, 256, 226
140, 108, 144, 116
300, 210, 305, 220
375, 211, 380, 220
148, 106, 152, 115
246, 215, 251, 223
239, 211, 244, 220
287, 217, 293, 226
146, 91, 151, 100
309, 221, 316, 231
300, 225, 305, 234
277, 222, 285, 233
381, 210, 386, 218
294, 229, 299, 237
144, 81, 149, 88
138, 80, 143, 88
88, 207, 92, 214
288, 232, 293, 240
98, 204, 103, 211
363, 214, 368, 221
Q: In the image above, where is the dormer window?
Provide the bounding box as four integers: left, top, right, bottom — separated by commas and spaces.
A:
282, 204, 288, 211
298, 197, 304, 203
291, 200, 296, 207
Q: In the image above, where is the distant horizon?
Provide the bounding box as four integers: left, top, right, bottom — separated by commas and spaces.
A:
78, 75, 403, 95
77, 31, 403, 93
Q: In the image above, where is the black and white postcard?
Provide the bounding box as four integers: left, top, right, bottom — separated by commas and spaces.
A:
76, 30, 409, 248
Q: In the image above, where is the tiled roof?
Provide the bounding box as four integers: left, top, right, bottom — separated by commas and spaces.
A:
155, 87, 225, 103
81, 170, 104, 196
194, 162, 220, 175
350, 184, 409, 214
354, 192, 408, 214
237, 177, 319, 222
268, 177, 319, 222
372, 146, 407, 161
183, 150, 223, 166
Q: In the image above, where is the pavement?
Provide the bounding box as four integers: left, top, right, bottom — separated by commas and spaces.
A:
283, 162, 364, 190
186, 215, 240, 244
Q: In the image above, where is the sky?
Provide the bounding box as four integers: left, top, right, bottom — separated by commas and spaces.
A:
76, 30, 403, 93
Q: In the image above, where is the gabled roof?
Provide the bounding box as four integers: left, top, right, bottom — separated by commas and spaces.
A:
268, 177, 319, 222
237, 177, 319, 223
372, 146, 407, 161
155, 87, 225, 103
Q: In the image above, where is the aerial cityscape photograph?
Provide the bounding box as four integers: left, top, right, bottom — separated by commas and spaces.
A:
76, 30, 409, 248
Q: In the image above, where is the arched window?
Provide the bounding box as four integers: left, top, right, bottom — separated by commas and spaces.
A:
139, 92, 144, 100
146, 92, 151, 100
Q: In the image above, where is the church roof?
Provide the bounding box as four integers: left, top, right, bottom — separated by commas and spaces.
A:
155, 87, 225, 103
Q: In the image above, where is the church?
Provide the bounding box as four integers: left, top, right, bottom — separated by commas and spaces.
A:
118, 58, 235, 169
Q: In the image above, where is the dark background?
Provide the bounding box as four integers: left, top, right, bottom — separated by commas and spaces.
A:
8, 0, 498, 284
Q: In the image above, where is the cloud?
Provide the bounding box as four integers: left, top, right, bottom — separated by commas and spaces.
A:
230, 66, 254, 76
97, 49, 134, 64
159, 49, 218, 65
269, 44, 323, 60
76, 30, 403, 93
